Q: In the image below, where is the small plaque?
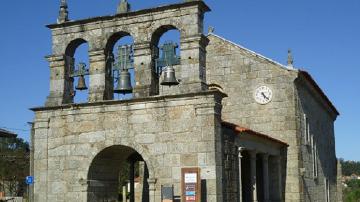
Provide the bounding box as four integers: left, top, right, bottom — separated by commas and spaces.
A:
186, 191, 196, 196
186, 196, 196, 201
185, 184, 196, 191
185, 173, 197, 183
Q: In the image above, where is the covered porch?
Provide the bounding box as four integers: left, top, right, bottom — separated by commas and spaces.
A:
222, 122, 288, 202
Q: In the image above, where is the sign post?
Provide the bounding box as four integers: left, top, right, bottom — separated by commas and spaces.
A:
181, 168, 201, 202
26, 176, 34, 202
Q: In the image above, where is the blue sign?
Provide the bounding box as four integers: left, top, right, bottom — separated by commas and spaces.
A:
26, 176, 34, 185
186, 191, 196, 196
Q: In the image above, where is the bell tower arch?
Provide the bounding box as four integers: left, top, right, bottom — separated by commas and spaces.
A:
32, 1, 226, 202
45, 1, 210, 106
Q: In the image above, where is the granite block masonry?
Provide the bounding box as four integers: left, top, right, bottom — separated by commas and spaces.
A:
31, 1, 341, 202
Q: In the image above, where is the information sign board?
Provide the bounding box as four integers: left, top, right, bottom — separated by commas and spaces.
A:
181, 168, 201, 202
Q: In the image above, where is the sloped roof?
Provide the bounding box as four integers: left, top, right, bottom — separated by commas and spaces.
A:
298, 70, 339, 116
208, 33, 339, 117
222, 122, 288, 146
0, 128, 17, 138
208, 33, 292, 70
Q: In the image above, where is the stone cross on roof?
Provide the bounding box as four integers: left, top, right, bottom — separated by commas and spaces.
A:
287, 49, 294, 69
57, 0, 69, 24
117, 0, 131, 14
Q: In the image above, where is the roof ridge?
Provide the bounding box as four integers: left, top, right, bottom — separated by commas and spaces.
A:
208, 33, 297, 71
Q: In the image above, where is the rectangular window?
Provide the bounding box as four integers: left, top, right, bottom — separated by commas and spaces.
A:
325, 178, 330, 202
304, 114, 310, 145
312, 136, 318, 179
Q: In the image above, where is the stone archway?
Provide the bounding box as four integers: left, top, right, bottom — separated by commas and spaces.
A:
87, 145, 149, 202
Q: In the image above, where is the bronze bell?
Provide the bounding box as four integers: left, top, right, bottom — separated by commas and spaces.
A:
161, 66, 179, 86
114, 69, 133, 94
75, 75, 88, 91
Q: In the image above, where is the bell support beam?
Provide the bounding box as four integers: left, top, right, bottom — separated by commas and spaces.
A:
88, 50, 109, 102
45, 54, 74, 106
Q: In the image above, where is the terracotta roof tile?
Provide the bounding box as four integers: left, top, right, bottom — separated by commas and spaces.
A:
222, 122, 289, 146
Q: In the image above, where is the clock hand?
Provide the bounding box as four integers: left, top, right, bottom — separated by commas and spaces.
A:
261, 92, 269, 100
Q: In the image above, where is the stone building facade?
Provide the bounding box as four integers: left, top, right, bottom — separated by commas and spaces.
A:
31, 1, 341, 202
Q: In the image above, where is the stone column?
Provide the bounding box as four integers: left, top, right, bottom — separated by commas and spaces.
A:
147, 178, 157, 202
133, 42, 155, 98
88, 50, 109, 102
122, 186, 127, 202
129, 161, 135, 202
238, 147, 244, 202
249, 150, 258, 202
45, 54, 74, 106
262, 154, 270, 202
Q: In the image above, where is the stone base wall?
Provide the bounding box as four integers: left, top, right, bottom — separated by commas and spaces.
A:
32, 91, 225, 202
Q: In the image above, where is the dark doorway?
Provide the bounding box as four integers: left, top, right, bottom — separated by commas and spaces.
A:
87, 145, 149, 202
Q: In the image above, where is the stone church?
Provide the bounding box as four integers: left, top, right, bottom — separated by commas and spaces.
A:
31, 0, 342, 201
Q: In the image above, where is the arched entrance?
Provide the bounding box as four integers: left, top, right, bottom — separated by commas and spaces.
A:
87, 145, 149, 202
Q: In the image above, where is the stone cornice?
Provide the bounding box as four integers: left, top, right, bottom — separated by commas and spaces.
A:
46, 1, 211, 29
30, 90, 227, 112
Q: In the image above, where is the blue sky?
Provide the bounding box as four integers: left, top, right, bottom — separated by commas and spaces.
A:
0, 0, 358, 160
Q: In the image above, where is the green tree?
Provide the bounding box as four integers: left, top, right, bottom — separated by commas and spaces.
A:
0, 137, 29, 197
341, 159, 360, 176
344, 180, 360, 202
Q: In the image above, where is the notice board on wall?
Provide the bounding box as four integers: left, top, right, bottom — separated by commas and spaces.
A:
181, 168, 201, 202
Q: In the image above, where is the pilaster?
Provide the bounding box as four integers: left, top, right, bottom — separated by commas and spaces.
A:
147, 178, 157, 202
45, 54, 74, 106
133, 42, 156, 97
88, 50, 109, 102
178, 34, 209, 93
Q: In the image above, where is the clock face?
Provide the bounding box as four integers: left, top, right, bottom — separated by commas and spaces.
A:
254, 86, 273, 105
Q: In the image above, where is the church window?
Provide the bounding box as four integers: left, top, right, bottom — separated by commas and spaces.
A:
324, 178, 330, 202
304, 114, 311, 145
312, 136, 318, 179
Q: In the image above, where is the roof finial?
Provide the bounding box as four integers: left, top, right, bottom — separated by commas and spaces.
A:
287, 49, 294, 68
208, 26, 215, 34
57, 0, 69, 24
117, 0, 131, 14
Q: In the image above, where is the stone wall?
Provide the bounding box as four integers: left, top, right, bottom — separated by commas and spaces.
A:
206, 33, 340, 201
295, 76, 338, 202
45, 2, 210, 106
32, 91, 225, 202
206, 33, 301, 201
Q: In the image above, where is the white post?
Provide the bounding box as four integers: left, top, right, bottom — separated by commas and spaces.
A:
123, 186, 127, 202
238, 147, 244, 202
249, 150, 258, 202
